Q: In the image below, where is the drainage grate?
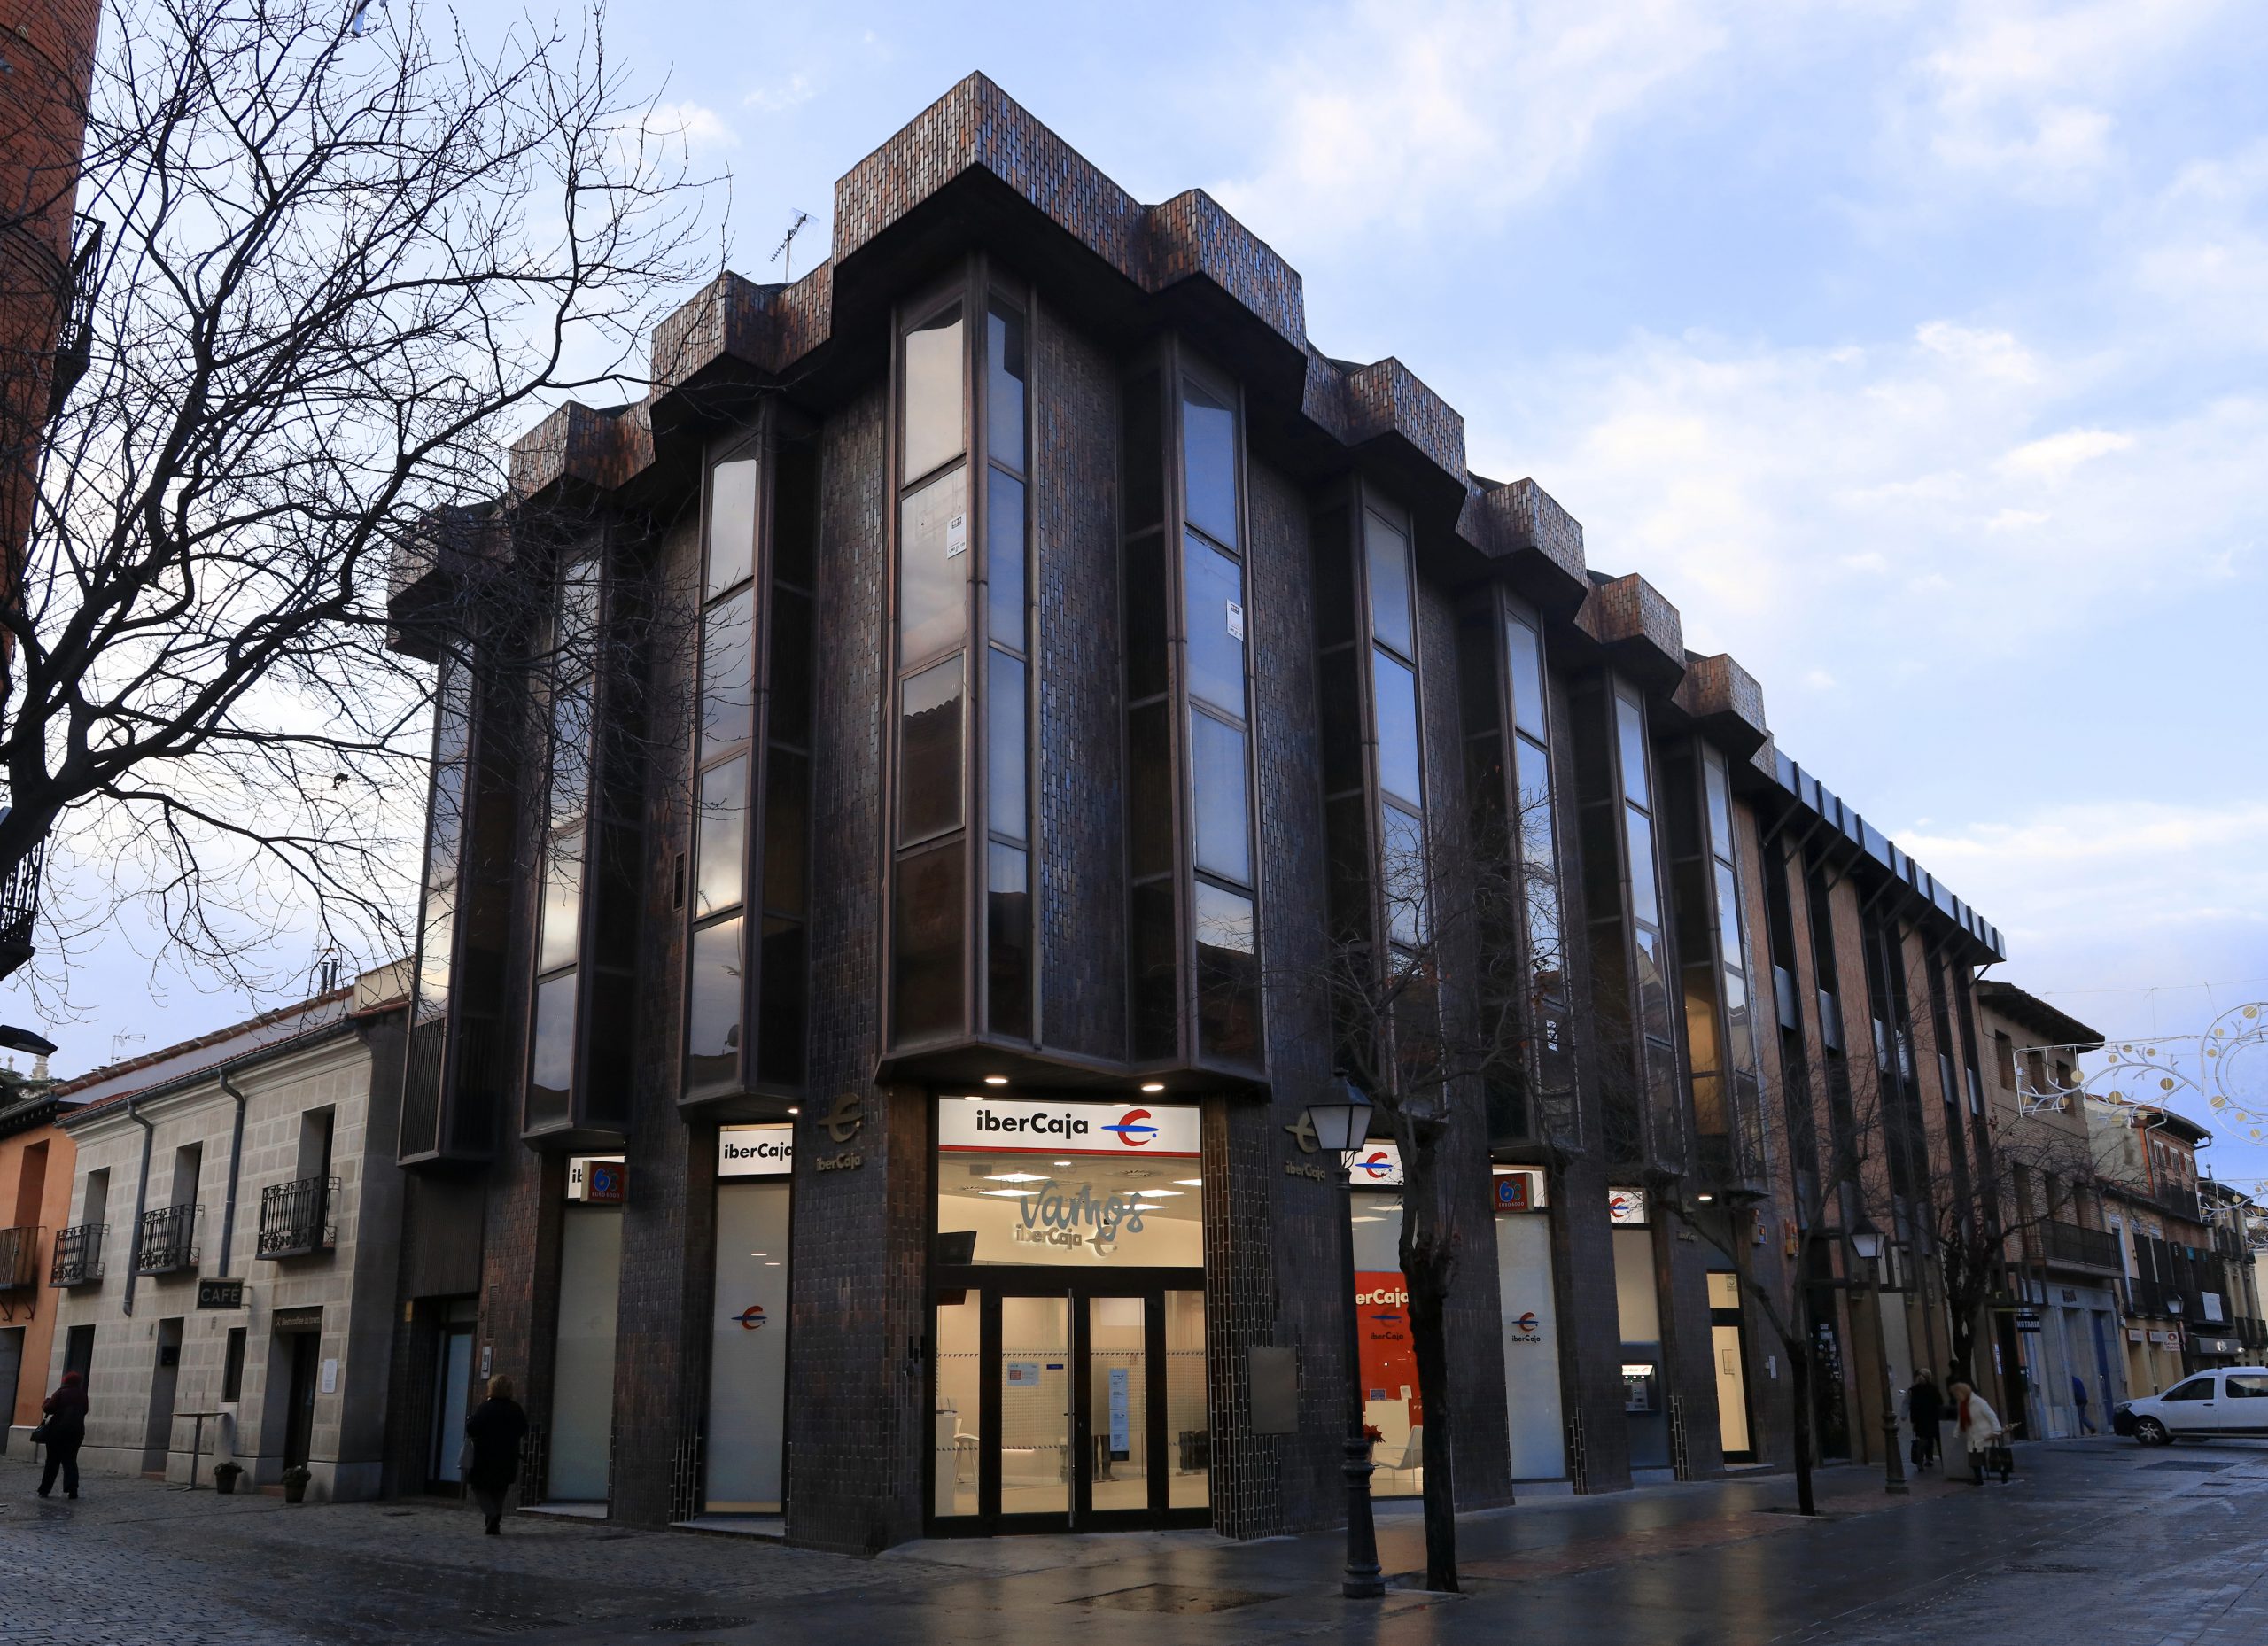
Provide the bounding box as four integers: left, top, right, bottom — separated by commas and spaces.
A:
2146, 1459, 2238, 1473
649, 1618, 754, 1634
1068, 1585, 1278, 1615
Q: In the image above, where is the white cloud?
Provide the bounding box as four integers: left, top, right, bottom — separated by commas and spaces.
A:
1212, 0, 1742, 244
648, 100, 739, 151
742, 74, 815, 114
1995, 427, 2132, 481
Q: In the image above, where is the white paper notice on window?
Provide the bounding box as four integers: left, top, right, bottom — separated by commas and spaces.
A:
1225, 600, 1245, 641
321, 1358, 338, 1394
946, 513, 967, 557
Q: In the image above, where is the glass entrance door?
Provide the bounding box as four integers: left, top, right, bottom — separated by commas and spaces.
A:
930, 1275, 1208, 1533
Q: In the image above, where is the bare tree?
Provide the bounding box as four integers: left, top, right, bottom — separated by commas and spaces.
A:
0, 0, 717, 1008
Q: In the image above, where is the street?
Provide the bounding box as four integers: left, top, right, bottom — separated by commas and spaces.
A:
6, 1440, 2265, 1645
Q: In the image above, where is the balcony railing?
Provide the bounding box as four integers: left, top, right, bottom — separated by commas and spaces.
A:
50, 1224, 104, 1286
0, 811, 44, 984
0, 1225, 41, 1289
135, 1205, 200, 1276
2044, 1221, 2123, 1273
256, 1176, 338, 1260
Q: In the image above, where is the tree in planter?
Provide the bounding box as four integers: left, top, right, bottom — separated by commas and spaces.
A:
0, 0, 716, 1003
1287, 791, 1565, 1592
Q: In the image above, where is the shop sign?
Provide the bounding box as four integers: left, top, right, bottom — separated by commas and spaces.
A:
719, 1125, 794, 1177
1494, 1169, 1546, 1211
197, 1278, 245, 1310
1607, 1187, 1649, 1225
938, 1096, 1200, 1158
1347, 1142, 1403, 1187
274, 1306, 323, 1334
1005, 1363, 1040, 1388
567, 1154, 626, 1202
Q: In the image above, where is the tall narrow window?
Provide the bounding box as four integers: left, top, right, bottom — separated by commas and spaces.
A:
403, 654, 472, 1154
892, 293, 969, 1044
1122, 369, 1176, 1059
687, 455, 759, 1093
526, 554, 601, 1132
983, 295, 1032, 1040
1663, 741, 1762, 1184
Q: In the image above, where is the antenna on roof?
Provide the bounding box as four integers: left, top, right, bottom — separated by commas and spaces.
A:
110, 1030, 144, 1062
770, 210, 812, 283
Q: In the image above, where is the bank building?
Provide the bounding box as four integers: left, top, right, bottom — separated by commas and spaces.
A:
382, 76, 2009, 1549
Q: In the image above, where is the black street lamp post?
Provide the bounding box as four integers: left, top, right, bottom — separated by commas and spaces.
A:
1306, 1078, 1385, 1600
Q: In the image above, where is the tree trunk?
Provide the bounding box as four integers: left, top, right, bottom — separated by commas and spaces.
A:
1405, 1275, 1460, 1592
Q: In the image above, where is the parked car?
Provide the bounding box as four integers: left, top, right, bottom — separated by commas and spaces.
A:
2114, 1367, 2268, 1444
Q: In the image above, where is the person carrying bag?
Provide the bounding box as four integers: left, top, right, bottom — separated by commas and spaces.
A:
1949, 1378, 2010, 1484
34, 1370, 89, 1499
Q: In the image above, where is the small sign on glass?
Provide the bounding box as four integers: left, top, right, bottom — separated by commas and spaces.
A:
1225, 600, 1245, 641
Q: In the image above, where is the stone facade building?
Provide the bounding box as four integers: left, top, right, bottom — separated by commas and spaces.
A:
46, 966, 408, 1499
386, 77, 2011, 1550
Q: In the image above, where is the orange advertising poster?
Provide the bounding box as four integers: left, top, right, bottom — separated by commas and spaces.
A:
1355, 1270, 1422, 1423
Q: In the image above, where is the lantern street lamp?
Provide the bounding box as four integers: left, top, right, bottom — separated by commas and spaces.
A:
1303, 1075, 1384, 1600
1846, 1215, 1907, 1495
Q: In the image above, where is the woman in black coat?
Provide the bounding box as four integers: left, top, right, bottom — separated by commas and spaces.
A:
463, 1375, 530, 1534
36, 1370, 89, 1499
1906, 1370, 1946, 1467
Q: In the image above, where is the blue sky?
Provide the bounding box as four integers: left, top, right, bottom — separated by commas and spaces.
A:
12, 0, 2264, 1179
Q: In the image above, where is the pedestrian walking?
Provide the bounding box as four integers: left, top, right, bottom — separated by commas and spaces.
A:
463, 1375, 530, 1535
1905, 1370, 1946, 1468
33, 1370, 88, 1499
2072, 1372, 2096, 1435
1949, 1379, 2009, 1484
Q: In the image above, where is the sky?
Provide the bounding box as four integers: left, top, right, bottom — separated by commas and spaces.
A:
9, 0, 2264, 1179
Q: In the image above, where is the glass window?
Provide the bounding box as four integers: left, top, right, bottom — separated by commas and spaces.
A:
893, 838, 964, 1041
988, 842, 1031, 1039
899, 655, 964, 843
1514, 735, 1556, 866
1373, 651, 1423, 807
694, 757, 747, 919
1194, 881, 1261, 1062
987, 300, 1026, 470
987, 469, 1025, 646
538, 840, 583, 974
1365, 511, 1412, 657
2225, 1375, 2268, 1399
1190, 710, 1252, 885
1381, 802, 1427, 948
707, 459, 757, 597
1714, 860, 1744, 973
1625, 805, 1661, 928
701, 590, 755, 751
416, 882, 455, 1019
899, 468, 968, 666
1506, 615, 1549, 742
1616, 694, 1651, 809
761, 749, 808, 919
687, 915, 743, 1086
1183, 533, 1246, 716
1181, 377, 1238, 548
1635, 925, 1671, 1040
903, 303, 965, 483
530, 972, 577, 1107
1704, 753, 1736, 859
2161, 1378, 2216, 1401
988, 650, 1027, 842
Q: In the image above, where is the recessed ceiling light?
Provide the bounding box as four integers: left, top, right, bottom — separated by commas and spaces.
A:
985, 1171, 1047, 1183
1140, 1081, 1165, 1093
1134, 1189, 1182, 1198
983, 1075, 1009, 1085
1174, 1179, 1203, 1187
764, 1261, 781, 1266
978, 1188, 1041, 1199
786, 1106, 799, 1114
1053, 1160, 1072, 1167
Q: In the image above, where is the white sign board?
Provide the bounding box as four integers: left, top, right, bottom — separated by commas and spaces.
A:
1346, 1141, 1404, 1187
1607, 1187, 1649, 1225
320, 1358, 338, 1394
937, 1097, 1200, 1158
566, 1154, 625, 1201
719, 1125, 795, 1177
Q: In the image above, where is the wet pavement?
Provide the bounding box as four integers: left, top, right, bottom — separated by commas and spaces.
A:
4, 1440, 2264, 1643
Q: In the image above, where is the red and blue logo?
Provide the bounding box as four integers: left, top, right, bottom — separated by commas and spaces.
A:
1104, 1109, 1159, 1147
734, 1305, 767, 1331
1514, 1311, 1540, 1334
1354, 1150, 1395, 1179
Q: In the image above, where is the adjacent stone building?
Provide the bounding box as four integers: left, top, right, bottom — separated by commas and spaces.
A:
383, 76, 2012, 1549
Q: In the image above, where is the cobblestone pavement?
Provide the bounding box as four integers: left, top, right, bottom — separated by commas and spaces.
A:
4, 1439, 2264, 1643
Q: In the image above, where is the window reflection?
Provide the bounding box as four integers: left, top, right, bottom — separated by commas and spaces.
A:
1373, 651, 1423, 806
1381, 802, 1428, 948
987, 300, 1025, 470
1616, 695, 1651, 809
894, 839, 964, 1042
528, 973, 577, 1120
1182, 534, 1245, 715
988, 842, 1031, 1039
1189, 710, 1251, 884
706, 459, 757, 598
988, 651, 1026, 840
987, 469, 1025, 645
1507, 617, 1549, 742
1194, 881, 1261, 1062
900, 656, 965, 843
1365, 510, 1412, 658
900, 469, 969, 667
1181, 378, 1239, 548
701, 589, 755, 749
903, 303, 965, 483
1625, 804, 1661, 929
695, 757, 747, 920
538, 841, 584, 974
687, 914, 744, 1086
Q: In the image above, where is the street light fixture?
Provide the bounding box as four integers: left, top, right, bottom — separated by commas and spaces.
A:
1303, 1074, 1385, 1602
1846, 1215, 1907, 1496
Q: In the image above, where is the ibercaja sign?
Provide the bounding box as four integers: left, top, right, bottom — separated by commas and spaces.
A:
718, 1124, 794, 1177
936, 1096, 1200, 1157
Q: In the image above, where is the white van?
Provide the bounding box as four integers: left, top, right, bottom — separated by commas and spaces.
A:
2116, 1367, 2268, 1444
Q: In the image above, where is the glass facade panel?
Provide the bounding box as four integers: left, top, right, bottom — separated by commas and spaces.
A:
1373, 651, 1423, 806
899, 468, 969, 666
934, 1293, 981, 1518
538, 841, 583, 975
1182, 377, 1239, 548
1704, 753, 1735, 853
528, 973, 577, 1121
706, 458, 757, 598
1381, 801, 1428, 948
1514, 734, 1561, 968
987, 651, 1027, 841
695, 756, 747, 920
1183, 533, 1246, 716
987, 469, 1025, 646
893, 839, 964, 1042
1365, 510, 1413, 657
687, 914, 744, 1087
899, 655, 965, 843
1625, 805, 1662, 928
1189, 710, 1252, 885
1507, 615, 1549, 741
1165, 1290, 1209, 1509
903, 303, 965, 483
1194, 881, 1261, 1062
987, 299, 1026, 469
1616, 695, 1651, 808
701, 589, 756, 750
1714, 860, 1744, 972
988, 842, 1031, 1038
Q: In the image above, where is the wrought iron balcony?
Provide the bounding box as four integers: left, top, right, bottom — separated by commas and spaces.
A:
135, 1204, 200, 1276
2043, 1221, 2123, 1273
0, 811, 44, 984
0, 1225, 41, 1289
50, 1223, 104, 1286
256, 1176, 338, 1260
